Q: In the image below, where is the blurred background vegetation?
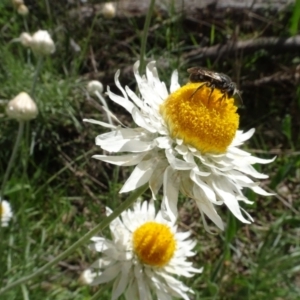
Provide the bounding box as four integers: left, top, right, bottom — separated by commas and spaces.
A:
0, 0, 300, 299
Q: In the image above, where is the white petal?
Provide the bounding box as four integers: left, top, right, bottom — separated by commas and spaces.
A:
125, 278, 138, 300
115, 69, 135, 109
192, 167, 211, 177
250, 185, 274, 196
125, 86, 143, 109
213, 181, 251, 224
90, 262, 121, 285
240, 206, 254, 222
232, 128, 255, 146
234, 164, 268, 179
155, 136, 173, 149
246, 155, 276, 165
96, 127, 140, 140
131, 107, 157, 133
97, 136, 153, 152
240, 128, 255, 141
156, 272, 191, 300
146, 61, 169, 101
133, 61, 143, 85
146, 199, 156, 220
111, 261, 131, 300
83, 118, 117, 129
120, 159, 155, 193
101, 106, 127, 126
91, 236, 106, 243
134, 264, 152, 300
107, 86, 135, 114
170, 70, 180, 93
149, 159, 168, 198
190, 170, 217, 204
193, 187, 224, 230
93, 153, 146, 166
161, 166, 180, 222
175, 144, 189, 155
166, 149, 194, 170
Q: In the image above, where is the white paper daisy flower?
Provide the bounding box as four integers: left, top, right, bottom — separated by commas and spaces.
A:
83, 200, 202, 299
84, 61, 275, 230
1, 199, 13, 227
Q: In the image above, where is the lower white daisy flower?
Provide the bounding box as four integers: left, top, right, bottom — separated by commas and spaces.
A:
1, 199, 13, 227
84, 61, 275, 230
83, 200, 202, 299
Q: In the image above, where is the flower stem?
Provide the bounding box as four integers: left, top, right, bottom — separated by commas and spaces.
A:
0, 121, 25, 200
0, 184, 148, 296
30, 56, 44, 98
139, 0, 156, 73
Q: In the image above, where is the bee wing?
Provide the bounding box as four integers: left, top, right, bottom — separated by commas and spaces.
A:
219, 73, 232, 81
233, 90, 243, 107
187, 67, 221, 79
187, 67, 202, 74
200, 69, 224, 81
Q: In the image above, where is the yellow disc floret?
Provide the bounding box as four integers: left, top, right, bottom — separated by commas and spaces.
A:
132, 221, 176, 267
160, 82, 239, 154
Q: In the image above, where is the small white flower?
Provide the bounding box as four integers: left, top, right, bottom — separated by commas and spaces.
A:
11, 0, 29, 15
102, 2, 116, 19
83, 200, 202, 299
18, 30, 55, 55
30, 30, 55, 56
20, 32, 32, 47
6, 92, 38, 121
84, 61, 275, 230
1, 200, 13, 227
87, 80, 104, 95
17, 4, 29, 15
79, 269, 95, 285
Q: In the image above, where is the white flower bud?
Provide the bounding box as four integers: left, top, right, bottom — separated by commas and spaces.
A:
20, 32, 32, 47
30, 30, 55, 56
1, 200, 13, 227
102, 2, 116, 19
6, 92, 38, 121
17, 4, 29, 15
87, 80, 104, 95
79, 270, 95, 285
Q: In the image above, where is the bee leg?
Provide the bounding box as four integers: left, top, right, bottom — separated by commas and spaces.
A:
216, 88, 225, 103
190, 82, 206, 98
207, 83, 215, 100
220, 94, 225, 103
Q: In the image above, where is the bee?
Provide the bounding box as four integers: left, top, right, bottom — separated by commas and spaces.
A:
187, 67, 243, 107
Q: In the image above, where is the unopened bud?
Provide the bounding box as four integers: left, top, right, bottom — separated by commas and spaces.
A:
20, 32, 32, 47
30, 30, 55, 56
79, 269, 95, 285
6, 92, 38, 121
87, 80, 104, 95
17, 4, 29, 15
102, 2, 116, 19
1, 200, 13, 227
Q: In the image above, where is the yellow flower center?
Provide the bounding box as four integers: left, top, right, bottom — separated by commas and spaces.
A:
132, 221, 176, 267
160, 82, 239, 154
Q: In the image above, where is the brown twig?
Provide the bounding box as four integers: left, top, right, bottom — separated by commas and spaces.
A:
59, 151, 104, 201
242, 65, 300, 87
183, 36, 300, 63
265, 186, 299, 214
